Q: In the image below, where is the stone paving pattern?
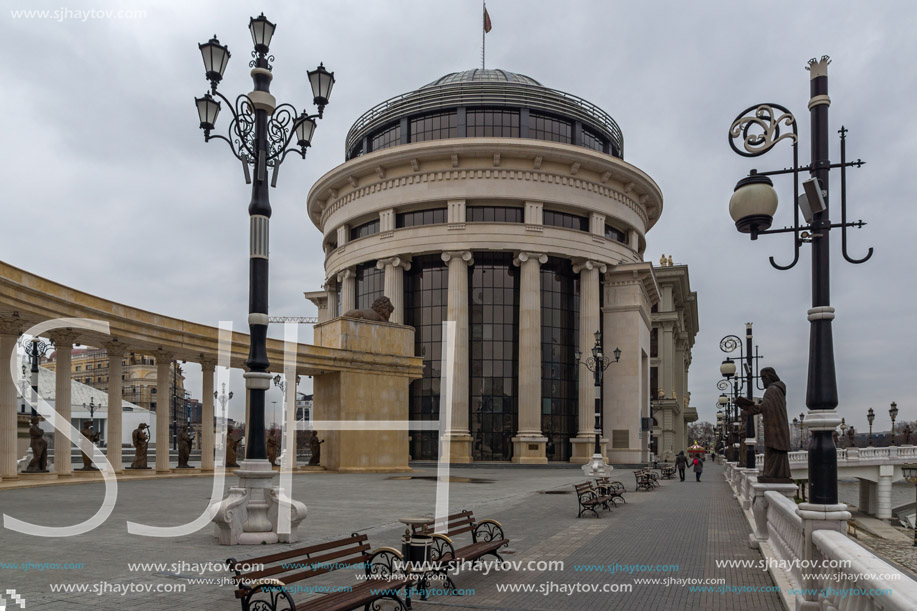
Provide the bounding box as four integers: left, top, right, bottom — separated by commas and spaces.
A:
0, 462, 783, 610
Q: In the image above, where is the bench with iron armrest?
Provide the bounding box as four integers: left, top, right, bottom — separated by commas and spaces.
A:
634, 470, 655, 491
593, 477, 626, 504
412, 509, 509, 592
227, 533, 412, 611
643, 468, 660, 487
660, 464, 677, 479
574, 482, 614, 518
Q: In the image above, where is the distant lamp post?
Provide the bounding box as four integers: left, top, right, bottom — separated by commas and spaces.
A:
720, 326, 764, 468
575, 331, 620, 475
196, 13, 334, 463
902, 464, 917, 547
867, 408, 875, 447
214, 383, 234, 414
83, 397, 98, 441
839, 418, 847, 449
905, 425, 913, 446
793, 417, 799, 450
889, 402, 898, 446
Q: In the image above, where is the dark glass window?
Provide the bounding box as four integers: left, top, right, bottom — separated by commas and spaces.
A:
604, 224, 626, 243
396, 208, 447, 228
469, 252, 519, 461
410, 112, 457, 143
370, 123, 401, 152
541, 258, 579, 462
350, 219, 380, 241
405, 255, 449, 460
528, 112, 572, 143
543, 209, 589, 232
349, 141, 364, 159
466, 206, 524, 223
466, 109, 520, 138
355, 261, 384, 310
651, 366, 659, 401
582, 127, 606, 153
650, 328, 658, 359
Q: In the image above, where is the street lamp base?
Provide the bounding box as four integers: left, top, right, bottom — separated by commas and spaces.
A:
581, 453, 613, 478
209, 459, 307, 545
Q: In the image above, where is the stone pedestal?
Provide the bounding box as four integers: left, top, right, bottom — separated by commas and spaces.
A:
442, 433, 473, 464
570, 436, 608, 464
580, 453, 614, 478
210, 459, 307, 545
512, 436, 548, 464
749, 482, 798, 548
741, 469, 757, 510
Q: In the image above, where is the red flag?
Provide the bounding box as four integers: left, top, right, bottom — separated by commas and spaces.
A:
483, 7, 492, 33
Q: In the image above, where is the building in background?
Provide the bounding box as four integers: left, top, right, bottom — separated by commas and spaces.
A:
306, 68, 698, 465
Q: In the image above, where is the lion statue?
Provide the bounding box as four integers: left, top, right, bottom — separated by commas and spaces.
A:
342, 296, 395, 322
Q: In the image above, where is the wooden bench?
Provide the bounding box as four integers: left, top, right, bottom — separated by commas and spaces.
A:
411, 509, 509, 591
227, 533, 412, 611
660, 464, 677, 479
594, 477, 626, 504
634, 470, 655, 491
574, 482, 613, 518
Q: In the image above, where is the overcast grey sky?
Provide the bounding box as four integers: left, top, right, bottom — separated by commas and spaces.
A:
2, 1, 914, 432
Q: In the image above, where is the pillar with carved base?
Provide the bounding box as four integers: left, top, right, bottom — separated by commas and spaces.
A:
749, 482, 798, 548
440, 251, 473, 463
0, 324, 20, 480
338, 268, 356, 314
377, 256, 411, 325
155, 350, 173, 473
512, 252, 548, 464
50, 330, 78, 476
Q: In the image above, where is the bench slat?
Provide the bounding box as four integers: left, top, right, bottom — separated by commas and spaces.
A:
233, 534, 368, 571
294, 577, 409, 611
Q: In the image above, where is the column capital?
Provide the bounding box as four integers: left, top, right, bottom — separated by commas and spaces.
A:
153, 348, 175, 363
376, 256, 412, 271
101, 340, 129, 357
0, 319, 23, 336
47, 329, 79, 346
336, 268, 356, 282
513, 251, 548, 266
441, 251, 474, 266
199, 358, 217, 373
572, 259, 608, 274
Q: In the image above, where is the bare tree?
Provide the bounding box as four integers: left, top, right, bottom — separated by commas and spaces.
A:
687, 421, 715, 448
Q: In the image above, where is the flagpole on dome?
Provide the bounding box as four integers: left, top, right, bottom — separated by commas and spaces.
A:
482, 1, 492, 70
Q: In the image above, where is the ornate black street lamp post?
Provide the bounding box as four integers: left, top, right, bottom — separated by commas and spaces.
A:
83, 396, 99, 443
719, 325, 764, 468
196, 14, 334, 461
867, 408, 875, 447
839, 417, 847, 449
575, 331, 621, 471
19, 336, 53, 418
889, 402, 898, 446
726, 57, 871, 506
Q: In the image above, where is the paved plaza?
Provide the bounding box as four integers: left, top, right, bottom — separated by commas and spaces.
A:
0, 462, 782, 610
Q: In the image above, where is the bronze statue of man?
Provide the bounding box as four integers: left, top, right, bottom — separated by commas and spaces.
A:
177, 424, 194, 468
266, 427, 280, 467
80, 421, 100, 470
226, 428, 242, 468
736, 367, 792, 482
308, 431, 324, 466
130, 423, 150, 469
26, 416, 49, 472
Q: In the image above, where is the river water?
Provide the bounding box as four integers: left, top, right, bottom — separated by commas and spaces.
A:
838, 478, 915, 511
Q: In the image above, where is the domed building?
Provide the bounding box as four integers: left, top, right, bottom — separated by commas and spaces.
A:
305, 68, 697, 465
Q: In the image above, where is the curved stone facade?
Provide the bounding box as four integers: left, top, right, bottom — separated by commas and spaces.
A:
306, 69, 689, 464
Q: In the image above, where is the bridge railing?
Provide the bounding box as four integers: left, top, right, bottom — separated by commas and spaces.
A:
763, 491, 804, 586
781, 445, 916, 465
811, 528, 917, 611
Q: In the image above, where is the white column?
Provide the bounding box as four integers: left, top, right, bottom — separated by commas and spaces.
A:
513, 251, 548, 464
200, 360, 216, 471
571, 260, 606, 464
325, 279, 339, 318
877, 465, 894, 520
155, 350, 173, 473
377, 256, 412, 324
441, 251, 473, 462
50, 330, 78, 476
283, 375, 300, 472
338, 268, 356, 314
0, 324, 19, 480
103, 341, 125, 473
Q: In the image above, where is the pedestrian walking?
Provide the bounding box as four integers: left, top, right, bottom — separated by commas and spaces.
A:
674, 451, 688, 482
692, 455, 704, 482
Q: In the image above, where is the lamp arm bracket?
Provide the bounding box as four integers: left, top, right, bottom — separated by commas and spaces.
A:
839, 126, 874, 265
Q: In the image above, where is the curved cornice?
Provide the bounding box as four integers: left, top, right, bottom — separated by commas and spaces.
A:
306, 138, 663, 232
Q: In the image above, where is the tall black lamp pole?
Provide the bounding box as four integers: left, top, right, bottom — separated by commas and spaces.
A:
719, 325, 764, 468
727, 57, 872, 505
196, 14, 334, 461
575, 331, 621, 463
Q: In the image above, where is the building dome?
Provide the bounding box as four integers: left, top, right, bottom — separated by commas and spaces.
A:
421, 68, 543, 88
345, 67, 624, 160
